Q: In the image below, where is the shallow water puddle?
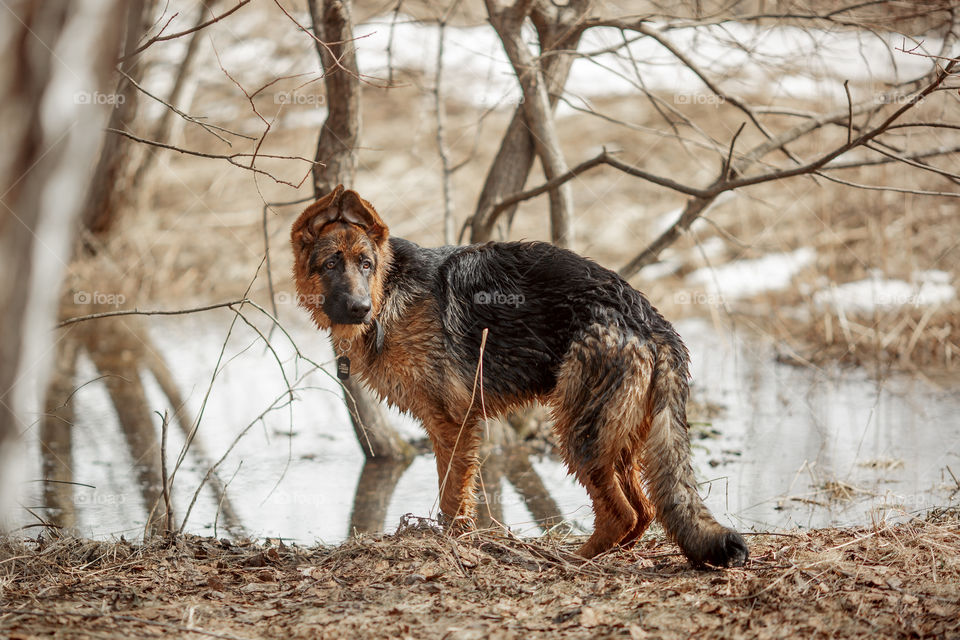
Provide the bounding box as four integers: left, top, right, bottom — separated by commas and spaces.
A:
16, 313, 960, 543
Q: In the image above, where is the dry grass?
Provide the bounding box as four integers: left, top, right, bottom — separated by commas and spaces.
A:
775, 301, 960, 372
2, 512, 959, 639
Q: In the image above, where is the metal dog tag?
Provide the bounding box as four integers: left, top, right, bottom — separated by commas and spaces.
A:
336, 356, 351, 380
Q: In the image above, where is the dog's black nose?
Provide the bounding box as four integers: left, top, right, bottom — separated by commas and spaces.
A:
347, 298, 371, 317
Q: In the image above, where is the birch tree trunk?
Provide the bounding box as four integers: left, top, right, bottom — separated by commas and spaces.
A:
471, 0, 591, 245
0, 0, 127, 524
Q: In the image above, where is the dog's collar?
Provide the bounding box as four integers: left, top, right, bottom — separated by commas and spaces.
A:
371, 316, 385, 354
336, 317, 383, 382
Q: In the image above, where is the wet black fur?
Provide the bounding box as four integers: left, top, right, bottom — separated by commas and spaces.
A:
359, 238, 689, 460
388, 238, 684, 365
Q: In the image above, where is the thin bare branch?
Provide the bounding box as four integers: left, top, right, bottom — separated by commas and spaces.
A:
843, 80, 854, 145
714, 61, 956, 195
262, 196, 314, 324
862, 142, 960, 181
631, 21, 802, 166
119, 70, 253, 144
823, 143, 960, 170
158, 410, 173, 533
484, 152, 605, 230
57, 299, 249, 329
814, 171, 960, 197
587, 1, 936, 32
106, 129, 317, 188
619, 196, 718, 278
274, 0, 391, 89
616, 61, 958, 277
723, 122, 746, 180
122, 0, 251, 61
434, 12, 456, 244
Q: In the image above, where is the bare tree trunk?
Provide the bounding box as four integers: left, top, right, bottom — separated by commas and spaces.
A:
470, 2, 589, 462
308, 0, 359, 194
471, 1, 590, 245
130, 0, 214, 196
308, 0, 414, 462
487, 2, 573, 247
0, 0, 126, 525
80, 0, 150, 238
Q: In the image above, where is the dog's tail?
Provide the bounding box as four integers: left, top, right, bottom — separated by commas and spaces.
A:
644, 342, 749, 567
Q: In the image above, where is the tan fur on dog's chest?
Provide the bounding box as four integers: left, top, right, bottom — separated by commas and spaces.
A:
331, 300, 470, 422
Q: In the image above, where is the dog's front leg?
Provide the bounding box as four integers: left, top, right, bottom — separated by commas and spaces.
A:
423, 416, 482, 532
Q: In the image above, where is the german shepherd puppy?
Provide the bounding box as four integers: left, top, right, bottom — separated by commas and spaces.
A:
291, 185, 748, 567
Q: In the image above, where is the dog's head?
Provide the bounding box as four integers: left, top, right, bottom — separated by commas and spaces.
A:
291, 185, 390, 331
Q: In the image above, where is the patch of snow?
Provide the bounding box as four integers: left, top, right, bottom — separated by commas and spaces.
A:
687, 247, 815, 299
145, 11, 939, 122
220, 38, 279, 69
652, 205, 685, 235
638, 237, 726, 281
277, 106, 330, 130
638, 258, 681, 281
355, 17, 524, 109
349, 16, 937, 109
813, 270, 956, 314
694, 236, 727, 261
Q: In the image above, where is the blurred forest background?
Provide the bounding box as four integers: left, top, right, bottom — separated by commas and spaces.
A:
1, 0, 958, 544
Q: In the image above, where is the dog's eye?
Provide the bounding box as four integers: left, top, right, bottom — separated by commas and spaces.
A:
324, 259, 337, 270
360, 259, 373, 271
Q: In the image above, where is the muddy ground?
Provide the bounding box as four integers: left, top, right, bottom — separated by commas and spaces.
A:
2, 511, 959, 639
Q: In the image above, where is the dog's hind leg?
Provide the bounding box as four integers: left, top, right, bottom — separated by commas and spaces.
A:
552, 324, 748, 566
617, 455, 657, 548
574, 466, 638, 558
548, 326, 657, 558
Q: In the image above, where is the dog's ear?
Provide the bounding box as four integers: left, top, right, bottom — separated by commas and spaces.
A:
290, 185, 389, 249
291, 184, 345, 248
340, 190, 389, 246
